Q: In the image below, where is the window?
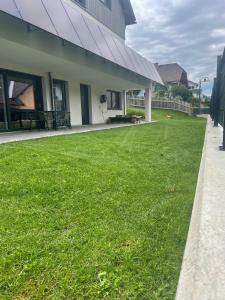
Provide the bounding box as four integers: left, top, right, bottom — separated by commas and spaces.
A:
73, 0, 86, 7
99, 0, 111, 9
8, 78, 36, 111
53, 80, 67, 112
2, 70, 43, 130
107, 91, 121, 110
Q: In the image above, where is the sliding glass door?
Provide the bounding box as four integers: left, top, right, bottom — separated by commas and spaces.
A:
0, 74, 7, 130
7, 75, 37, 130
0, 69, 43, 131
53, 79, 67, 112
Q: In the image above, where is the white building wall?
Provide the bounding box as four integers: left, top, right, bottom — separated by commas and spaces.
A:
0, 59, 124, 126
68, 80, 82, 126
90, 85, 124, 124
0, 14, 151, 129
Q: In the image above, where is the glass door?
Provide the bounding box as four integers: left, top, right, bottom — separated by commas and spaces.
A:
0, 74, 7, 130
6, 72, 43, 130
53, 79, 67, 112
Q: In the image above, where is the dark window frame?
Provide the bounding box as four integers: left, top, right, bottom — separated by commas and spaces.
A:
0, 68, 43, 131
73, 0, 86, 8
99, 0, 111, 9
107, 90, 122, 110
53, 79, 67, 112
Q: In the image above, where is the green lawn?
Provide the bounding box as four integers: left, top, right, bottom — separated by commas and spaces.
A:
0, 111, 206, 299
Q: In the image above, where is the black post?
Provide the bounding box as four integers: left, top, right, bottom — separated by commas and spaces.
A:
48, 72, 57, 130
214, 56, 222, 127
48, 72, 54, 111
219, 110, 225, 151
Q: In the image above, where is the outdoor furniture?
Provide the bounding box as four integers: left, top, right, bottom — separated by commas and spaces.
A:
19, 111, 72, 130
108, 115, 142, 124
53, 111, 72, 130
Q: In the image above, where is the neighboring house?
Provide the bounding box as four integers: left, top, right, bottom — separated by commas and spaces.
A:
188, 80, 201, 99
0, 0, 162, 131
155, 63, 188, 88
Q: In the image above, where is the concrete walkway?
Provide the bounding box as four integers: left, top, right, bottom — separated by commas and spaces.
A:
0, 122, 148, 144
176, 117, 225, 300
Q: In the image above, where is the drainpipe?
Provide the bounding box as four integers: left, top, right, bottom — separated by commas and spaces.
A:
123, 90, 127, 115
48, 72, 56, 130
48, 72, 55, 111
222, 111, 225, 151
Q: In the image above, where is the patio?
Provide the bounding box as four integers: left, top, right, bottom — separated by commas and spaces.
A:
0, 122, 147, 144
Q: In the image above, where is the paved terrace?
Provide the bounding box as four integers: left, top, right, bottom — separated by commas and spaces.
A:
0, 123, 148, 145
176, 117, 225, 300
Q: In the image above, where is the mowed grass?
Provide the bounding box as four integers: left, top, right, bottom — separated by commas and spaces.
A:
0, 111, 206, 299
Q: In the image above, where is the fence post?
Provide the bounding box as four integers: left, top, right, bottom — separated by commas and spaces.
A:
214, 56, 222, 127
219, 110, 225, 151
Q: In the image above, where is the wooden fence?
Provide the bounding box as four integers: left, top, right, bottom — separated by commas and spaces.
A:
127, 97, 193, 114
127, 97, 210, 115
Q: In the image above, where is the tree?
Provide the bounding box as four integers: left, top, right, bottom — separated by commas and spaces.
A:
171, 85, 192, 102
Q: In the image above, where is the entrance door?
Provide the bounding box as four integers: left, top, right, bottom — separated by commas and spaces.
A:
80, 84, 90, 125
0, 74, 7, 130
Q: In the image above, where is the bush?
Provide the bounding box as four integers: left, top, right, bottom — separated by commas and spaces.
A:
127, 107, 145, 118
171, 85, 192, 102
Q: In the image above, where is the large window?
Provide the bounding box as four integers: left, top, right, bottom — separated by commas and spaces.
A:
73, 0, 86, 7
53, 80, 67, 112
99, 0, 111, 9
8, 78, 36, 111
0, 69, 43, 131
107, 90, 121, 110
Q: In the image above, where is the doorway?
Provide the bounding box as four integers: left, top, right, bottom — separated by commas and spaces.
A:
80, 84, 90, 125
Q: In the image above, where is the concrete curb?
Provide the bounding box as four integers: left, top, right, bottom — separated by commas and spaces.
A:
0, 122, 153, 145
176, 117, 225, 300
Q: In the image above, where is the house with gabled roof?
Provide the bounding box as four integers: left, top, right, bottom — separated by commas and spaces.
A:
156, 63, 188, 88
0, 0, 162, 131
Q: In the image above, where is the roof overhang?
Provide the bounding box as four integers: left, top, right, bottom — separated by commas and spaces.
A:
0, 0, 163, 85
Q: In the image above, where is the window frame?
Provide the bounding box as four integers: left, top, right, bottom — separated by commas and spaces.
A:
107, 90, 122, 110
73, 0, 86, 8
99, 0, 111, 9
53, 79, 67, 112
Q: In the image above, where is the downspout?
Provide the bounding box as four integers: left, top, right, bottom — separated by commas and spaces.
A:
123, 90, 127, 115
48, 72, 54, 111
48, 72, 56, 129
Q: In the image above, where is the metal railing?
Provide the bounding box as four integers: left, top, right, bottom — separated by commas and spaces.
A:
211, 49, 225, 150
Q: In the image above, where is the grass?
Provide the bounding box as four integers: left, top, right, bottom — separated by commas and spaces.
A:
0, 111, 206, 299
127, 107, 194, 121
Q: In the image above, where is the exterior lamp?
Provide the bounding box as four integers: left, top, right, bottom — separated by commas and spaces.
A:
198, 77, 210, 104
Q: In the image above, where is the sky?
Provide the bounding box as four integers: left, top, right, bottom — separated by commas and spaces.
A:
126, 0, 225, 96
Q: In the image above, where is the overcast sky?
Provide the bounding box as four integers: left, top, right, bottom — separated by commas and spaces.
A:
126, 0, 225, 95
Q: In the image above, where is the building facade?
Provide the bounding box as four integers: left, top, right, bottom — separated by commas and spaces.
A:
188, 80, 201, 99
0, 0, 162, 132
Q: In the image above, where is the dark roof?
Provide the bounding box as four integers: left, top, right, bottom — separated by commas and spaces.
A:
0, 0, 162, 84
156, 63, 187, 84
120, 0, 136, 25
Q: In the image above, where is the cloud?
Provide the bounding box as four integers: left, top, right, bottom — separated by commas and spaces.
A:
126, 0, 225, 95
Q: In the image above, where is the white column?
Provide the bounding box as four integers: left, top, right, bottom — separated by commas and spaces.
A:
123, 90, 127, 115
145, 82, 152, 122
